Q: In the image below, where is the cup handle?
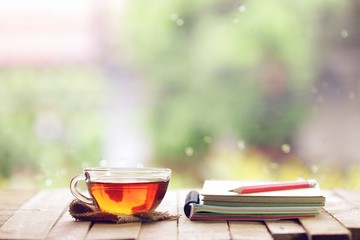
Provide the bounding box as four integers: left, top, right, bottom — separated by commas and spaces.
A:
70, 174, 94, 205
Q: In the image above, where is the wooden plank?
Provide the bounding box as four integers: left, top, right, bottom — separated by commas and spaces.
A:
86, 222, 141, 240
138, 190, 178, 240
2, 188, 360, 240
45, 210, 91, 240
228, 221, 273, 240
0, 189, 72, 240
330, 190, 360, 240
178, 218, 230, 240
334, 189, 360, 207
0, 190, 37, 227
177, 190, 230, 240
0, 211, 15, 229
0, 190, 37, 210
265, 220, 307, 240
300, 208, 351, 240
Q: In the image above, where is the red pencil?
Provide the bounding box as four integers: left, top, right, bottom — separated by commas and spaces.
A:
229, 180, 317, 194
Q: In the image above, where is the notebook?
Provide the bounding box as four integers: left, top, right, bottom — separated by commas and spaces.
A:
184, 180, 325, 221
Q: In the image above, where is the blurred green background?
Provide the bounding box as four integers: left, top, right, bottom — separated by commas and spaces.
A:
1, 0, 360, 190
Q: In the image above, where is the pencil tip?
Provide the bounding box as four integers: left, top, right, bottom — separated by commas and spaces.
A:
229, 188, 242, 194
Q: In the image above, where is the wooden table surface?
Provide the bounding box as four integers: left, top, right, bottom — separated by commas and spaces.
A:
0, 188, 360, 240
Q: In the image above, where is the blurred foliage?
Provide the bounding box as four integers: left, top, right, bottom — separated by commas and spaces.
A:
1, 0, 357, 190
124, 0, 346, 161
0, 67, 105, 188
168, 147, 360, 191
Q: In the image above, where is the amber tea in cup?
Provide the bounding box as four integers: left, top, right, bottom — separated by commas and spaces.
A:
70, 167, 171, 214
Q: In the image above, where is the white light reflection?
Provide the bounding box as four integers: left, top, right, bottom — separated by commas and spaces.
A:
45, 178, 53, 187
238, 5, 246, 13
281, 144, 291, 154
170, 14, 178, 21
311, 165, 319, 174
341, 30, 348, 38
237, 140, 246, 151
185, 147, 194, 156
176, 19, 184, 26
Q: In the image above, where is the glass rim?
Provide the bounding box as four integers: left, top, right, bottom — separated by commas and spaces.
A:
83, 167, 171, 172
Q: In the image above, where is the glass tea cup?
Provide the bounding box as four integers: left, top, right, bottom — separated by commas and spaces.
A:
70, 167, 171, 214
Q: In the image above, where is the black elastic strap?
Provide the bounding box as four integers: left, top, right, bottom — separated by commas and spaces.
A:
183, 190, 200, 218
